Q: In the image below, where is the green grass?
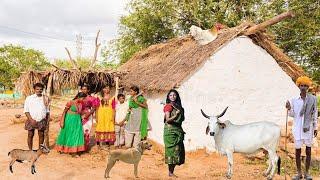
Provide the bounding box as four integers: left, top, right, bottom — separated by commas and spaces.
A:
317, 95, 320, 110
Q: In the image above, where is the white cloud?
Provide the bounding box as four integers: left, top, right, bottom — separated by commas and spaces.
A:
0, 0, 128, 59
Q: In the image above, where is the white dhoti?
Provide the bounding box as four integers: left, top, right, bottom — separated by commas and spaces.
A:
289, 96, 317, 149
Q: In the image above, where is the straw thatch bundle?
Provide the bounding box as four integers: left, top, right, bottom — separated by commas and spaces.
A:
118, 22, 306, 92
15, 71, 48, 96
15, 69, 119, 97
52, 69, 82, 93
79, 71, 116, 93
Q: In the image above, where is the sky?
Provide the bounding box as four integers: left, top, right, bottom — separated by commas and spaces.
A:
0, 0, 128, 61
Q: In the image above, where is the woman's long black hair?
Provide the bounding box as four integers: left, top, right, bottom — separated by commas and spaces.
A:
73, 92, 87, 100
165, 89, 184, 119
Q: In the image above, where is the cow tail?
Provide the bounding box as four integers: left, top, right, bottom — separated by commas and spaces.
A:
277, 156, 281, 175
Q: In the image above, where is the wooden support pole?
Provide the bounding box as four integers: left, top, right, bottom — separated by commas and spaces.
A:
244, 11, 294, 35
46, 72, 53, 97
114, 76, 119, 100
44, 72, 53, 148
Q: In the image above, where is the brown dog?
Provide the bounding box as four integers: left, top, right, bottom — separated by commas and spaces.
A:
104, 141, 152, 178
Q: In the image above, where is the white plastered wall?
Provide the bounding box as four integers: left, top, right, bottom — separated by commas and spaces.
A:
146, 36, 300, 151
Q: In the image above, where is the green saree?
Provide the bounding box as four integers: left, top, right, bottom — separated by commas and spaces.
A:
163, 104, 185, 165
128, 95, 149, 139
55, 105, 85, 153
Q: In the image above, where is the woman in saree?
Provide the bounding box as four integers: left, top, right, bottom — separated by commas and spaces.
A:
55, 92, 87, 156
95, 85, 117, 148
163, 89, 185, 177
125, 85, 150, 148
81, 84, 99, 151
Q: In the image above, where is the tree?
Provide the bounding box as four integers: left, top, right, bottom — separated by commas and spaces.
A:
269, 0, 320, 84
0, 45, 49, 88
104, 0, 319, 82
105, 0, 178, 64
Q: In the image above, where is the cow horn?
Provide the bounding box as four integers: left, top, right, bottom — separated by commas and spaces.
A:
217, 107, 228, 118
201, 109, 210, 119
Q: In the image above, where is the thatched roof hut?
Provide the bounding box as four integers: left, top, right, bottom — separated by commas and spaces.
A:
117, 17, 307, 151
15, 69, 119, 97
118, 22, 305, 92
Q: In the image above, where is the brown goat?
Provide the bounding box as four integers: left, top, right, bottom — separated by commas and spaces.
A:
8, 144, 50, 174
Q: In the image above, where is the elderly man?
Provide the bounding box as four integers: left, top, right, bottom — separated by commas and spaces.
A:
24, 83, 50, 150
286, 76, 318, 180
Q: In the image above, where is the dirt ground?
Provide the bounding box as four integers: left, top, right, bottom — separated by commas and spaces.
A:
0, 106, 319, 180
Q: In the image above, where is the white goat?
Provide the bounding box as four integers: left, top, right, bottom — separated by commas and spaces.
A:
201, 107, 281, 180
8, 144, 50, 174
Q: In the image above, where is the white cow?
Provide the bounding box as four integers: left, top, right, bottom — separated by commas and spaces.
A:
201, 107, 281, 180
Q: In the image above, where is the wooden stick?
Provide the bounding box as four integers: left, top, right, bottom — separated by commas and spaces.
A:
50, 63, 60, 70
284, 109, 289, 180
43, 75, 52, 148
90, 30, 101, 69
244, 11, 294, 35
64, 47, 79, 70
46, 72, 53, 97
114, 76, 119, 100
50, 64, 68, 71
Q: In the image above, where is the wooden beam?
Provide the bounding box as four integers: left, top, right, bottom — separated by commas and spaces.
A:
50, 63, 62, 70
50, 63, 70, 72
64, 47, 79, 70
244, 11, 294, 35
46, 73, 52, 96
114, 76, 119, 98
90, 30, 101, 69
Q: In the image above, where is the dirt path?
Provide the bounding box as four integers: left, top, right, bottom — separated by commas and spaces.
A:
0, 108, 316, 180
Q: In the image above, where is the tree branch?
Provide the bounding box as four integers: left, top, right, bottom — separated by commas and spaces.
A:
90, 30, 101, 69
64, 47, 79, 70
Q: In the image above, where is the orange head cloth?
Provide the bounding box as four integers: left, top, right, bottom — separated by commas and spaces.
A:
296, 76, 312, 87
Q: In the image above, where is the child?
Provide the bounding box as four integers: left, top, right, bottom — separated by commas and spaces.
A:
115, 93, 129, 148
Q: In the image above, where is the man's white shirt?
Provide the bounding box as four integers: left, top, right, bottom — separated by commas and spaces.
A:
24, 94, 49, 122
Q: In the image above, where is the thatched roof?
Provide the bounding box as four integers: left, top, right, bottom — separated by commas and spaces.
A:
15, 69, 119, 96
118, 22, 305, 92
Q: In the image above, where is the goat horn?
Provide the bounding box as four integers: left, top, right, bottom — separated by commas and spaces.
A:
201, 109, 210, 119
217, 107, 228, 118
